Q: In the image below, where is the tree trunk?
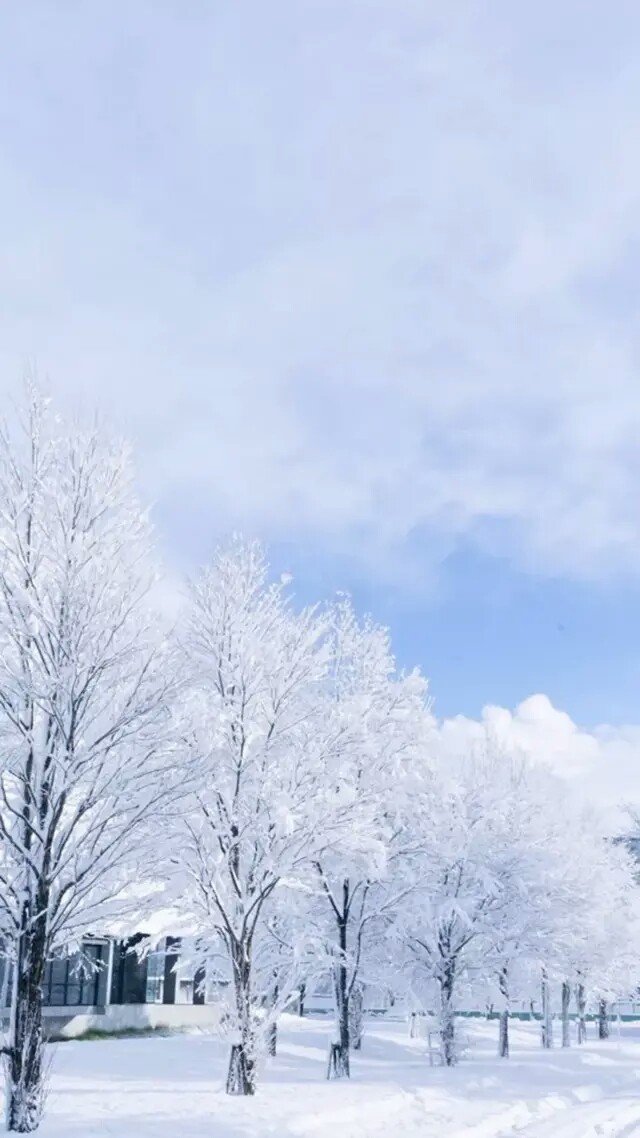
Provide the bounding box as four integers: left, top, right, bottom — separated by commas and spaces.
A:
439, 964, 457, 1066
576, 979, 587, 1044
349, 983, 364, 1051
598, 999, 610, 1041
268, 983, 278, 1058
332, 887, 350, 1078
5, 905, 48, 1133
498, 1008, 509, 1059
541, 969, 553, 1049
333, 959, 350, 1075
226, 946, 256, 1096
226, 1043, 256, 1096
561, 981, 571, 1048
298, 982, 306, 1017
498, 965, 509, 1059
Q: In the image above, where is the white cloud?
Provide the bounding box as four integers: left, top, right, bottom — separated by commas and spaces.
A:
0, 4, 639, 579
441, 694, 640, 826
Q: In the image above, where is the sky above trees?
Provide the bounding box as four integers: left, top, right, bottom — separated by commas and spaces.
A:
0, 4, 639, 806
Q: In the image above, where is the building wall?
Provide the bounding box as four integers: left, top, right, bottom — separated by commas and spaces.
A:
0, 932, 224, 1038
39, 1002, 222, 1039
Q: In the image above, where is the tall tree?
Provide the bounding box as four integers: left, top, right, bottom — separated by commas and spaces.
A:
313, 599, 430, 1075
0, 390, 174, 1132
174, 540, 341, 1095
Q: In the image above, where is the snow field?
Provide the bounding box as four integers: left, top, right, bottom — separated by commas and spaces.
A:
9, 1014, 640, 1138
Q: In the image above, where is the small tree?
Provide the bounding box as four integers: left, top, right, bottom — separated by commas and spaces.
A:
398, 744, 561, 1066
481, 760, 575, 1060
399, 773, 496, 1066
547, 814, 640, 1048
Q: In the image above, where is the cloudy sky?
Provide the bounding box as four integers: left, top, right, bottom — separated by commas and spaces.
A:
1, 2, 640, 812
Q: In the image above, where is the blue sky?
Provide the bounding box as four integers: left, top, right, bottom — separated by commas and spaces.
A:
1, 2, 640, 805
265, 539, 640, 726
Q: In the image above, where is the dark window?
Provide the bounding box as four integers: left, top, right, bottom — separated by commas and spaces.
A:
177, 978, 194, 1004
88, 943, 107, 1006
43, 942, 108, 1007
73, 942, 107, 1006
110, 936, 148, 1005
65, 975, 83, 1006
162, 937, 180, 1005
46, 958, 69, 1006
145, 949, 165, 1004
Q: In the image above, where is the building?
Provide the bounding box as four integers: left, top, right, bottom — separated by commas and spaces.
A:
0, 934, 222, 1039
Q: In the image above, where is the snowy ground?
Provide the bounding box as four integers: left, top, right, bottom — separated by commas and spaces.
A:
7, 1014, 640, 1137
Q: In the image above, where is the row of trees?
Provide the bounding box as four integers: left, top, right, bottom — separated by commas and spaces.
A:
0, 390, 637, 1131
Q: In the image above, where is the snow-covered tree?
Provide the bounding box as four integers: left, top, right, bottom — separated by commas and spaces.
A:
173, 540, 345, 1095
476, 758, 577, 1059
312, 599, 431, 1075
0, 390, 175, 1132
549, 818, 640, 1047
437, 752, 640, 1061
396, 744, 555, 1066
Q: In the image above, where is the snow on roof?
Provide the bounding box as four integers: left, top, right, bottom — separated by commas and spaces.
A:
101, 904, 199, 942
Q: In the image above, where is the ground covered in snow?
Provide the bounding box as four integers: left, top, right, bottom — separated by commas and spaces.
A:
7, 1015, 640, 1137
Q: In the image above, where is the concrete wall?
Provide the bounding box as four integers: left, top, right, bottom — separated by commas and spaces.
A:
54, 1002, 222, 1038
2, 1002, 223, 1040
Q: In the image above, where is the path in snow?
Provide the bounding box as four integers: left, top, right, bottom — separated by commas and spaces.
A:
502, 1097, 640, 1137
